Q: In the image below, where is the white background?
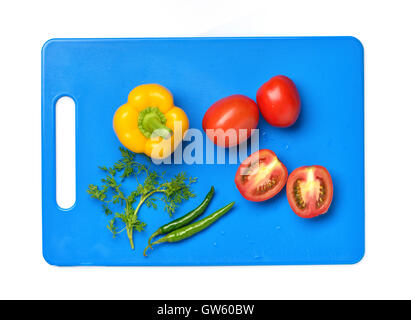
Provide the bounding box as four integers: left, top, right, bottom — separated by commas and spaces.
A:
1, 0, 410, 300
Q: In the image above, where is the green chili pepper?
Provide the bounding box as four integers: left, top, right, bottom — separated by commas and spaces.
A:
144, 201, 234, 256
147, 186, 215, 246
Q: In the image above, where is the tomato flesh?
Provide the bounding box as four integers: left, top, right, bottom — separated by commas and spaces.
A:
235, 149, 288, 202
286, 166, 333, 218
202, 94, 259, 147
256, 75, 301, 127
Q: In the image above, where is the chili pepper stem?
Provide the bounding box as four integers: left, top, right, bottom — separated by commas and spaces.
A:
143, 237, 166, 256
143, 245, 151, 257
148, 230, 161, 247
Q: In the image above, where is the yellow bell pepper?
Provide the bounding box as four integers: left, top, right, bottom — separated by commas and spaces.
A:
113, 84, 189, 159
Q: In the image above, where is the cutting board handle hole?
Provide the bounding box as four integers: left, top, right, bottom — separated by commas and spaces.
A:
55, 96, 76, 210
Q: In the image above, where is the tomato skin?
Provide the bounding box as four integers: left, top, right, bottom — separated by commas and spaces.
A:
202, 94, 259, 148
235, 149, 288, 202
286, 165, 333, 218
256, 75, 301, 127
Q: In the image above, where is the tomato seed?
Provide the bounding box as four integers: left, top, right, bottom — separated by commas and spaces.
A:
254, 177, 277, 195
293, 179, 306, 209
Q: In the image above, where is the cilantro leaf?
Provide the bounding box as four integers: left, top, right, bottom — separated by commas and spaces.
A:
87, 147, 197, 250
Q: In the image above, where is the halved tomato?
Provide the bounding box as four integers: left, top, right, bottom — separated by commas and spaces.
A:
286, 166, 333, 218
235, 149, 288, 202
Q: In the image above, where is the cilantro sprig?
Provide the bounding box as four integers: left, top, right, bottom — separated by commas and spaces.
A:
87, 147, 197, 250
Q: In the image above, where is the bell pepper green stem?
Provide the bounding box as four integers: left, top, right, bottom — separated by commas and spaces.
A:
138, 107, 173, 139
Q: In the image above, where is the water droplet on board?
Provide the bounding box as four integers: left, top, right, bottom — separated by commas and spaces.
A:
213, 242, 217, 247
220, 231, 225, 236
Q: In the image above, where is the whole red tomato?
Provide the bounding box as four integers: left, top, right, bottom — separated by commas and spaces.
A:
256, 75, 301, 127
202, 94, 259, 147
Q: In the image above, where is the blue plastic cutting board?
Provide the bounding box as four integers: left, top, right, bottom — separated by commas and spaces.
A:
42, 37, 364, 266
